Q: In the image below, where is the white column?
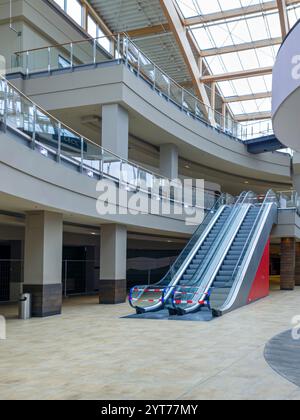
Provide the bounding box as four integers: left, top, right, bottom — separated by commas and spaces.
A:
99, 224, 127, 304
160, 143, 179, 179
102, 104, 129, 159
23, 211, 63, 317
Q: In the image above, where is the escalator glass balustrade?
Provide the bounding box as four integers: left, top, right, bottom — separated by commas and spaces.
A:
129, 190, 278, 317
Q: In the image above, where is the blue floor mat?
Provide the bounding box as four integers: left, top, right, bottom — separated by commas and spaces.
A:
122, 308, 214, 322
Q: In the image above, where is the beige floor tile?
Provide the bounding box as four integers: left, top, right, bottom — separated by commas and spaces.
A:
0, 289, 300, 400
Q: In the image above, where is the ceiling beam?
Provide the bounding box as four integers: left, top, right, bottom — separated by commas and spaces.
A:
200, 66, 273, 83
184, 0, 299, 26
235, 112, 271, 122
202, 37, 282, 57
224, 92, 272, 103
277, 0, 290, 38
160, 0, 214, 124
125, 24, 170, 38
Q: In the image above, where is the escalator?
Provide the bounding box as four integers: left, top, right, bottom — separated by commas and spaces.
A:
129, 192, 247, 314
172, 190, 278, 317
211, 206, 260, 308
129, 190, 278, 317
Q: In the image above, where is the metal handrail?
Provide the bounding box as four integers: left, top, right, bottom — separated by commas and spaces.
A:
0, 74, 214, 202
216, 190, 279, 313
10, 33, 273, 140
129, 192, 233, 311
170, 190, 258, 313
224, 189, 278, 291
174, 190, 253, 291
14, 34, 119, 55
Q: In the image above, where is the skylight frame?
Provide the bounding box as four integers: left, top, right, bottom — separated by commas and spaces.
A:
175, 0, 300, 126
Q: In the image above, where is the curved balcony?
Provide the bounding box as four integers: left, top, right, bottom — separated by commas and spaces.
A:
0, 75, 217, 234
10, 34, 273, 142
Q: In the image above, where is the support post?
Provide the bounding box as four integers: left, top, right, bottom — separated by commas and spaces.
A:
23, 211, 63, 317
99, 224, 127, 304
280, 237, 296, 291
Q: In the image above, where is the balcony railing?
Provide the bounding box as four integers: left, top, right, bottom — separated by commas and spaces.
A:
0, 75, 218, 211
10, 34, 273, 142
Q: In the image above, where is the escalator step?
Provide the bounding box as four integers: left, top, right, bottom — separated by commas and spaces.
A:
219, 270, 234, 276
213, 282, 228, 288
215, 277, 232, 282
186, 269, 196, 275
220, 264, 235, 270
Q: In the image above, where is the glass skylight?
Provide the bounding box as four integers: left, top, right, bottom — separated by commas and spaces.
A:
176, 0, 300, 124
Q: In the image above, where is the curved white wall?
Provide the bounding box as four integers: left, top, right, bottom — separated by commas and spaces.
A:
273, 20, 300, 151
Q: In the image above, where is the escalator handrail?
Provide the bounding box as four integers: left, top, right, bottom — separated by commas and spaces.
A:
172, 190, 256, 291
223, 189, 278, 293
129, 193, 232, 310
170, 191, 258, 313
184, 203, 252, 311
217, 192, 278, 313
129, 193, 231, 310
158, 193, 228, 285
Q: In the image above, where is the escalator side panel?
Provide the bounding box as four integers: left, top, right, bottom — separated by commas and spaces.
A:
247, 240, 270, 304
217, 203, 277, 315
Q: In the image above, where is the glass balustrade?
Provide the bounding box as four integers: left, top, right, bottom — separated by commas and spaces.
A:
0, 75, 215, 210
10, 35, 274, 142
278, 191, 300, 214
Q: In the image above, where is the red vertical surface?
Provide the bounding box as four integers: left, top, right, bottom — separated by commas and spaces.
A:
248, 240, 270, 304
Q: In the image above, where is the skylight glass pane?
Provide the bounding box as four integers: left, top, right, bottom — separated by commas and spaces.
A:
176, 0, 300, 125
175, 0, 198, 18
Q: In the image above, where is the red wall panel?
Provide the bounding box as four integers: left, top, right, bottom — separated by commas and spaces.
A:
248, 240, 270, 304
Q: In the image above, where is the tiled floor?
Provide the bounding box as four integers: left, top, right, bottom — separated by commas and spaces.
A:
0, 288, 300, 400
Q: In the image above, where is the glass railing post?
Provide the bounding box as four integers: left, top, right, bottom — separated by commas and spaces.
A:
101, 148, 105, 178
70, 43, 73, 68
137, 50, 140, 78
80, 136, 84, 172
26, 51, 29, 77
153, 65, 156, 90
93, 39, 97, 65
57, 122, 61, 163
32, 104, 37, 149
47, 47, 51, 74
125, 39, 129, 66
3, 81, 8, 131
181, 90, 184, 111
116, 34, 120, 60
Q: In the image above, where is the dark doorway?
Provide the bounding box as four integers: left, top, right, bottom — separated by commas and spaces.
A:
62, 247, 87, 295
0, 245, 11, 302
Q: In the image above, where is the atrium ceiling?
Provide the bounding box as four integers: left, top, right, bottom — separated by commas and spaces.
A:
88, 0, 300, 126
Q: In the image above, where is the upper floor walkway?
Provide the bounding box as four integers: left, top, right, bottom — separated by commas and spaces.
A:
6, 36, 291, 190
